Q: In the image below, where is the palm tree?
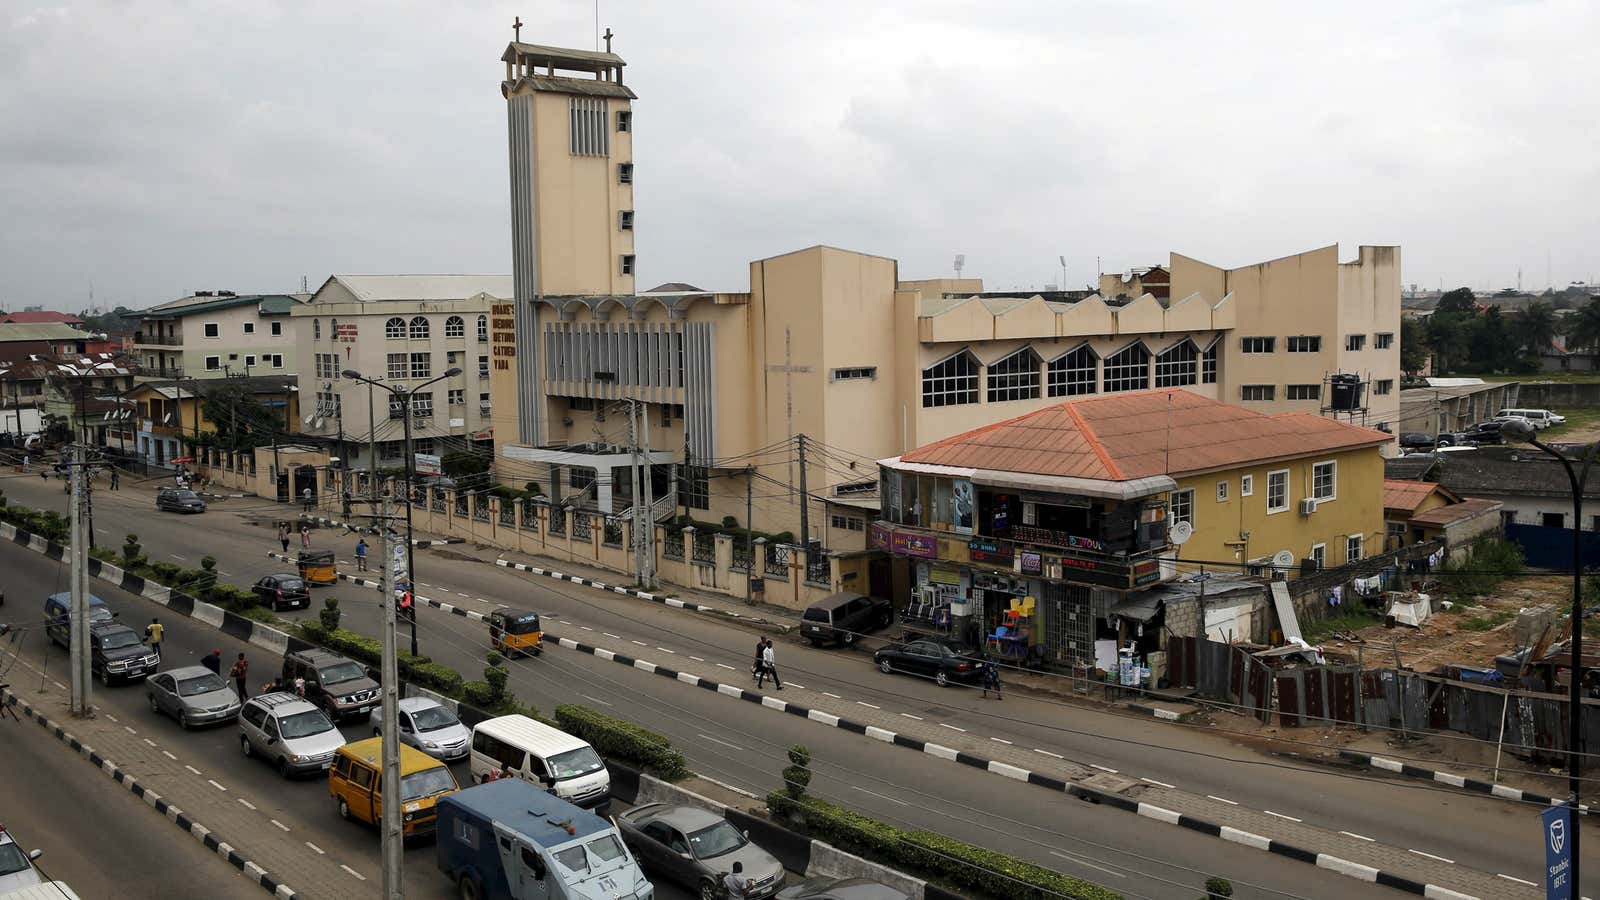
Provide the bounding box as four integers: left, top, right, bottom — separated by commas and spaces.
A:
1568, 299, 1600, 359
1515, 302, 1556, 358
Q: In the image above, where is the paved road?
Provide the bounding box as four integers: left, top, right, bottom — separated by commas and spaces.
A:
4, 472, 1569, 897
0, 694, 265, 900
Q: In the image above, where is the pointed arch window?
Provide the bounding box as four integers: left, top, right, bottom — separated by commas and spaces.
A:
1103, 342, 1151, 393
1047, 345, 1097, 397
1154, 341, 1198, 387
986, 347, 1041, 402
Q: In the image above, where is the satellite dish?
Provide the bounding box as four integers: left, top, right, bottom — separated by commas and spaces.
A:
1169, 521, 1193, 545
1271, 549, 1296, 569
313, 417, 326, 429
302, 412, 316, 425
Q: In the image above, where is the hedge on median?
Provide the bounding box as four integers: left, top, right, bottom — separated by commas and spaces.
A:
297, 620, 463, 695
554, 703, 688, 782
768, 791, 1121, 900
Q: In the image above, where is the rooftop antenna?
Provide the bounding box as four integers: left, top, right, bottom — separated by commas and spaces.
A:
1058, 255, 1067, 293
953, 254, 965, 279
594, 0, 599, 50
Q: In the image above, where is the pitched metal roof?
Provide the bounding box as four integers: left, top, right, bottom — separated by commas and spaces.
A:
0, 311, 83, 325
1383, 479, 1460, 514
900, 390, 1392, 481
1384, 454, 1440, 481
1408, 497, 1502, 527
0, 322, 89, 342
325, 275, 513, 303
1435, 447, 1600, 500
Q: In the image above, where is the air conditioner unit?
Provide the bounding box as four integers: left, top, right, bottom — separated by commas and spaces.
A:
1299, 498, 1318, 516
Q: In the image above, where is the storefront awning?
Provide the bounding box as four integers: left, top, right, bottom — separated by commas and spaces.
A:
1107, 593, 1163, 623
879, 457, 1174, 502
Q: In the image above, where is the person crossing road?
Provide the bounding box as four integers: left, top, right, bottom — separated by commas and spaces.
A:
355, 537, 368, 571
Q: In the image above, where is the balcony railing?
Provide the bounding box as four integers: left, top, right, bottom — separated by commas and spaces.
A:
871, 521, 1170, 591
134, 333, 183, 346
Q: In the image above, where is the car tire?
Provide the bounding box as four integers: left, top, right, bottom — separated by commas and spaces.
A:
457, 875, 482, 900
533, 647, 542, 657
935, 670, 950, 688
878, 658, 892, 674
240, 735, 252, 758
698, 879, 720, 900
843, 630, 856, 646
149, 694, 161, 715
97, 668, 111, 687
808, 638, 824, 647
373, 725, 382, 737
178, 711, 189, 730
277, 757, 291, 778
338, 797, 351, 820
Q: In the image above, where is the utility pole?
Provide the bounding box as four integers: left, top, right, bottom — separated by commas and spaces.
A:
366, 380, 378, 504
377, 488, 403, 898
69, 444, 92, 717
399, 386, 419, 659
628, 401, 645, 584
745, 466, 754, 606
639, 402, 655, 588
797, 433, 810, 549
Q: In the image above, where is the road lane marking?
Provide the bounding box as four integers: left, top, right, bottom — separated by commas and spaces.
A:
418, 582, 430, 587
105, 714, 118, 722
581, 626, 594, 631
852, 786, 909, 807
1340, 831, 1375, 842
305, 841, 325, 854
1264, 810, 1302, 822
631, 640, 647, 646
170, 554, 186, 560
52, 681, 65, 690
697, 733, 746, 752
689, 656, 706, 662
456, 592, 470, 597
1090, 764, 1118, 773
940, 723, 967, 733
1050, 850, 1126, 879
1497, 874, 1536, 887
340, 865, 367, 881
787, 682, 805, 690
270, 820, 290, 832
162, 751, 178, 760
1409, 849, 1454, 864
237, 799, 256, 810
856, 701, 881, 709
656, 647, 675, 654
123, 726, 137, 735
602, 633, 622, 639
580, 694, 613, 707
208, 779, 227, 791
1140, 777, 1174, 789
991, 737, 1013, 745
185, 765, 202, 775
1033, 749, 1064, 759
219, 571, 232, 577
1207, 795, 1238, 806
143, 738, 156, 747
900, 713, 923, 721
716, 663, 736, 670
822, 692, 842, 699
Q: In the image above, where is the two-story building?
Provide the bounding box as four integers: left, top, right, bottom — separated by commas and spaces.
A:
133, 292, 307, 381
122, 375, 301, 470
874, 390, 1389, 668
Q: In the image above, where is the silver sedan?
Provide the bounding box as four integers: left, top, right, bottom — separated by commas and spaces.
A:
146, 666, 241, 729
372, 696, 471, 761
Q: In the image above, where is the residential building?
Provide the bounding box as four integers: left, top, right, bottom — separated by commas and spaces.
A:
133, 292, 307, 380
1382, 479, 1501, 550
0, 322, 101, 364
0, 310, 85, 327
1433, 446, 1600, 532
873, 390, 1389, 667
292, 275, 508, 474
1398, 380, 1520, 436
122, 375, 301, 470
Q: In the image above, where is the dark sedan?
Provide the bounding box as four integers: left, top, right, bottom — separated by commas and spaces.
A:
252, 574, 311, 611
155, 488, 206, 513
872, 639, 987, 688
618, 803, 786, 899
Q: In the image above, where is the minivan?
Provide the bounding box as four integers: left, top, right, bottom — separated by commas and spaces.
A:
470, 714, 611, 811
329, 737, 459, 837
1496, 408, 1564, 429
44, 591, 114, 648
800, 592, 893, 647
239, 691, 347, 777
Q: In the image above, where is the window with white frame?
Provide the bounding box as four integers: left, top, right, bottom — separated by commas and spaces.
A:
1200, 340, 1219, 384
1154, 341, 1197, 387
1216, 480, 1228, 502
620, 254, 636, 276
1374, 332, 1394, 349
986, 348, 1041, 402
1242, 384, 1275, 401
1312, 461, 1336, 500
448, 388, 465, 406
409, 316, 430, 339
1103, 343, 1150, 393
1346, 334, 1366, 351
1310, 543, 1326, 570
204, 355, 221, 370
410, 352, 431, 379
385, 317, 406, 339
921, 351, 979, 408
831, 367, 877, 381
203, 322, 219, 338
1047, 345, 1097, 397
413, 438, 435, 456
1266, 469, 1289, 513
410, 392, 433, 418
244, 354, 257, 368
244, 321, 256, 335
479, 391, 491, 411
387, 353, 408, 380
315, 353, 340, 380
830, 515, 865, 532
1346, 533, 1363, 563
1241, 336, 1274, 353
477, 315, 488, 342
1375, 379, 1394, 395
478, 355, 490, 377
1240, 474, 1253, 496
1287, 384, 1321, 400
1169, 489, 1195, 526
315, 390, 341, 418
1286, 335, 1320, 353
445, 316, 465, 338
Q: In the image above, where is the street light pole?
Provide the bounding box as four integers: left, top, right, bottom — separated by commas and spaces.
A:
377, 488, 403, 898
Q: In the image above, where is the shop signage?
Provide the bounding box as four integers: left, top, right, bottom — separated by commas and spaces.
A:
929, 565, 962, 585
1019, 551, 1042, 576
891, 530, 937, 558
1132, 558, 1162, 586
1543, 805, 1572, 900
1011, 524, 1104, 552
869, 522, 892, 552
968, 539, 1013, 565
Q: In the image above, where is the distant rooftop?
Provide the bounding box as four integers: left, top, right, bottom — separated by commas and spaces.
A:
0, 311, 83, 326
0, 322, 91, 342
320, 275, 513, 304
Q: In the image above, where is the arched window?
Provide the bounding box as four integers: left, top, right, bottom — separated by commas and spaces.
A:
1047, 345, 1097, 397
1154, 341, 1198, 387
313, 319, 321, 341
921, 351, 979, 408
477, 314, 489, 343
1103, 343, 1150, 393
445, 315, 465, 338
986, 347, 1040, 403
409, 316, 430, 339
385, 317, 406, 339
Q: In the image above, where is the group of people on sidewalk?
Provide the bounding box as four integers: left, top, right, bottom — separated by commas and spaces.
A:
752, 636, 781, 690
277, 522, 313, 553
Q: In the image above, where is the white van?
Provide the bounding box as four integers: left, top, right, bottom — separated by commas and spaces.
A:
1496, 408, 1564, 429
469, 714, 611, 811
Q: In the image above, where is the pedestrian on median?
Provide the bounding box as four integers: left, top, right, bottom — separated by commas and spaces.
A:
300, 524, 311, 550
723, 861, 749, 899
201, 649, 222, 675
757, 638, 782, 691
982, 656, 1002, 700
145, 617, 164, 660
355, 537, 368, 571
109, 467, 119, 490
229, 652, 249, 700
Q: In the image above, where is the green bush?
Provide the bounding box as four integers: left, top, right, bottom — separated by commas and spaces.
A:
554, 703, 688, 781
1202, 877, 1234, 899
319, 597, 342, 632
783, 744, 812, 800
410, 661, 463, 695
1437, 537, 1524, 598
485, 651, 509, 705
461, 680, 497, 709
89, 546, 117, 562
767, 792, 1120, 900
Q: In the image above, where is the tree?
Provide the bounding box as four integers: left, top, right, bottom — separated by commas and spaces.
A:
1514, 302, 1556, 358
1400, 317, 1429, 375
1569, 298, 1600, 356
1436, 287, 1477, 314
199, 382, 277, 451
1468, 307, 1515, 372
1426, 314, 1472, 374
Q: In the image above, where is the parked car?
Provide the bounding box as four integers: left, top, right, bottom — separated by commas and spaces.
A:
1432, 431, 1478, 448
1398, 432, 1436, 450
0, 825, 45, 894
282, 647, 380, 722
1462, 421, 1507, 444
155, 487, 206, 514
329, 737, 459, 837
252, 574, 311, 611
872, 639, 988, 688
778, 876, 911, 900
372, 696, 471, 761
801, 592, 893, 646
146, 665, 241, 729
238, 691, 346, 777
89, 621, 159, 685
44, 590, 113, 648
618, 803, 785, 900
1497, 407, 1564, 428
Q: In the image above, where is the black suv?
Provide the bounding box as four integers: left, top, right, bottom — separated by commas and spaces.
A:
156, 488, 206, 514
90, 622, 159, 685
282, 648, 380, 722
800, 592, 893, 646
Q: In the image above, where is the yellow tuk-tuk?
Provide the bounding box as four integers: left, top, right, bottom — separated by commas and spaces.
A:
297, 549, 338, 586
488, 607, 543, 657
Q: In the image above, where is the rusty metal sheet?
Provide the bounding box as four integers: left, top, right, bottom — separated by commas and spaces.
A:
1304, 668, 1326, 721
1276, 671, 1303, 727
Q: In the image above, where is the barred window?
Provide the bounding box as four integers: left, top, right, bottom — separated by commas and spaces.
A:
986, 348, 1040, 402
1103, 343, 1150, 393
569, 97, 610, 157
445, 316, 465, 338
477, 315, 489, 343
1154, 341, 1197, 387
1201, 341, 1218, 384
921, 352, 979, 408
386, 353, 407, 380
409, 316, 430, 339
1047, 346, 1097, 397
410, 352, 432, 379
385, 317, 406, 339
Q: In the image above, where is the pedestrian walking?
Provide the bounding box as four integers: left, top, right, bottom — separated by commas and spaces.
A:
341, 490, 353, 520
722, 861, 750, 900
201, 649, 222, 675
229, 652, 249, 701
302, 487, 313, 512
21, 454, 28, 472
278, 523, 290, 554
982, 657, 1002, 700
355, 537, 368, 571
145, 618, 164, 661
752, 637, 765, 683
109, 467, 119, 490
300, 524, 311, 550
757, 638, 782, 690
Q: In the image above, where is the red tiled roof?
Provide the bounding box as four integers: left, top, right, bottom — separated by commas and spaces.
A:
901, 390, 1392, 480
1383, 479, 1459, 513
1, 311, 83, 325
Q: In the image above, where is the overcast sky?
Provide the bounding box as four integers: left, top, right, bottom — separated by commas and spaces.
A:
3, 1, 1597, 311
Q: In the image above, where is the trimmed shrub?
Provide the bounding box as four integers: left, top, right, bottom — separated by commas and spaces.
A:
1202, 877, 1234, 899
461, 680, 497, 709
554, 703, 688, 781
410, 661, 463, 695
782, 744, 812, 800
485, 651, 508, 705
319, 597, 341, 632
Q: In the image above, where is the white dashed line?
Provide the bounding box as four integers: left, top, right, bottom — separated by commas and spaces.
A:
1090, 764, 1118, 773
1340, 831, 1375, 842
1409, 849, 1454, 864
123, 725, 137, 735
852, 786, 909, 807
581, 626, 594, 632
418, 582, 430, 587
631, 640, 647, 646
170, 554, 186, 560
716, 663, 736, 670
822, 692, 842, 699
207, 779, 227, 792
143, 738, 156, 747
602, 633, 621, 639
162, 751, 178, 761
185, 765, 202, 776
219, 571, 233, 577
856, 701, 881, 710
1264, 810, 1302, 822
689, 656, 706, 662
1033, 749, 1064, 759
655, 647, 675, 654
271, 820, 290, 832
456, 592, 470, 598
1496, 874, 1536, 887
580, 695, 614, 708
1050, 850, 1127, 879
940, 723, 967, 733
304, 841, 325, 855
237, 799, 257, 810
52, 681, 66, 690
340, 865, 367, 881
105, 714, 119, 723
900, 713, 923, 721
1207, 795, 1238, 806
991, 737, 1013, 745
697, 733, 746, 752
787, 682, 805, 690
1140, 777, 1174, 789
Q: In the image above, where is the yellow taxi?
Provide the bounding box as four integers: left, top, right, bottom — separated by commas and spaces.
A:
329, 737, 459, 836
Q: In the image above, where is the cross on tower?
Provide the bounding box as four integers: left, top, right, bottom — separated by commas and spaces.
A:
513, 16, 522, 41
603, 28, 614, 52
763, 327, 813, 492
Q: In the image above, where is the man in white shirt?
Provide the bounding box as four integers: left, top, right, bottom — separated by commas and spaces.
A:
756, 638, 782, 690
722, 861, 749, 899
